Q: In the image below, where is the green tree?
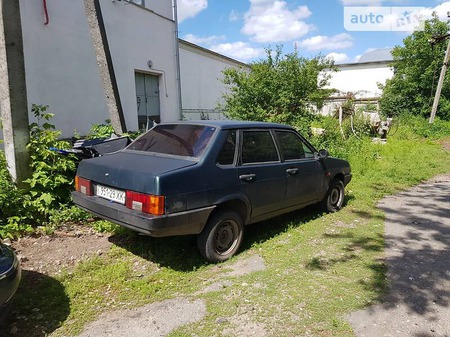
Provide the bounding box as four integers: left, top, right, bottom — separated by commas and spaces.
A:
220, 47, 336, 133
379, 15, 450, 120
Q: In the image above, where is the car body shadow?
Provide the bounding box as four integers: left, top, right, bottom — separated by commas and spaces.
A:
0, 270, 70, 337
108, 202, 328, 271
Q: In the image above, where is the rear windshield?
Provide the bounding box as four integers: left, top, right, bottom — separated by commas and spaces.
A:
127, 124, 216, 157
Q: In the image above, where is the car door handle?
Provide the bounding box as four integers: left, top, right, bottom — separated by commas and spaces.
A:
286, 168, 299, 175
239, 173, 256, 182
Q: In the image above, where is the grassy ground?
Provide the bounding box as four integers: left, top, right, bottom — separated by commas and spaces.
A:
9, 131, 450, 336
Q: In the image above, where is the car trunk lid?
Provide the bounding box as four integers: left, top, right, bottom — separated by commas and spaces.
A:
76, 151, 197, 194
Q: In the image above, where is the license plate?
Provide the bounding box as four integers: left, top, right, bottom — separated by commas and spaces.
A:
95, 184, 126, 204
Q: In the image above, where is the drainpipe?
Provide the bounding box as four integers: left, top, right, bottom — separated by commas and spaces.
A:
173, 0, 183, 121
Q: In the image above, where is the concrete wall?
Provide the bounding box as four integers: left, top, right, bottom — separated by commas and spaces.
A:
19, 0, 109, 138
179, 40, 249, 120
16, 0, 179, 138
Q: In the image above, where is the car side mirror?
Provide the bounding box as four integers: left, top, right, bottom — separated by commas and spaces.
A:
318, 149, 329, 159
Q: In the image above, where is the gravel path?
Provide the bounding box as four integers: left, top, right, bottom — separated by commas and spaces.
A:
348, 174, 450, 337
75, 255, 266, 337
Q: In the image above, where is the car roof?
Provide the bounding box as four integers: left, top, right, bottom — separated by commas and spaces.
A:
156, 120, 295, 131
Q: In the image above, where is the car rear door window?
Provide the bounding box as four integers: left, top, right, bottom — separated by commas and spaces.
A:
217, 131, 237, 166
241, 130, 279, 164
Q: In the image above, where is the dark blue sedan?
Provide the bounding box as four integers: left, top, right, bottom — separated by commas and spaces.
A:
72, 121, 351, 262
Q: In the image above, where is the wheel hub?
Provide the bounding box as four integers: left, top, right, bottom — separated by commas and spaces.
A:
215, 222, 236, 253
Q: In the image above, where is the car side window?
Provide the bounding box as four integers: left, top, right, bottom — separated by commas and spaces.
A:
276, 130, 315, 160
241, 130, 279, 164
217, 131, 237, 166
303, 143, 315, 158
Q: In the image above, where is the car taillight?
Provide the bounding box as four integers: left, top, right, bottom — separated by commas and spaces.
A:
75, 176, 93, 196
125, 191, 165, 215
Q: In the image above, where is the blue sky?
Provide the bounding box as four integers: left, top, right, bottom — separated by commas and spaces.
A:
177, 0, 450, 64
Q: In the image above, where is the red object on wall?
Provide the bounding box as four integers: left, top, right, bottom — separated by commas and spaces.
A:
43, 0, 49, 25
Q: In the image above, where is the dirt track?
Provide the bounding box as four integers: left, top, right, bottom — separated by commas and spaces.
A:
348, 174, 450, 337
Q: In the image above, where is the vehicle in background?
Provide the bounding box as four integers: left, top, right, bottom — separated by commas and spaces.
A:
0, 241, 21, 321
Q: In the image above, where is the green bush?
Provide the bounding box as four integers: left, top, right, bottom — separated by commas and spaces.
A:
394, 113, 450, 140
0, 151, 34, 238
0, 104, 84, 238
220, 47, 336, 136
0, 105, 134, 239
23, 104, 78, 221
86, 119, 116, 139
308, 116, 371, 160
0, 152, 24, 221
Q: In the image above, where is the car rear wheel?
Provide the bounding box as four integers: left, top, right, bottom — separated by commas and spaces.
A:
321, 179, 345, 212
197, 210, 244, 263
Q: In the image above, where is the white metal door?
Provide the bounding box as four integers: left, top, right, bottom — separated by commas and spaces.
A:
135, 72, 160, 131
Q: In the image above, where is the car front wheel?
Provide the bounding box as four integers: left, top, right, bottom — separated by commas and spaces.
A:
197, 210, 244, 263
321, 179, 345, 212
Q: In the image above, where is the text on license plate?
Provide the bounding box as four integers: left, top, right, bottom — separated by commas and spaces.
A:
95, 185, 126, 204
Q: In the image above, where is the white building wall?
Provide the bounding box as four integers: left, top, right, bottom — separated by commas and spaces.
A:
327, 62, 394, 98
19, 0, 109, 138
317, 62, 394, 116
129, 0, 173, 19
179, 40, 249, 120
16, 0, 179, 138
100, 1, 180, 129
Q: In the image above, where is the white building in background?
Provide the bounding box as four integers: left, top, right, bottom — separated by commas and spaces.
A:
330, 48, 394, 98
320, 48, 395, 115
179, 39, 249, 121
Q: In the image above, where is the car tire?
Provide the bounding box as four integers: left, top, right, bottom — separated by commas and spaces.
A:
321, 179, 345, 212
197, 210, 244, 263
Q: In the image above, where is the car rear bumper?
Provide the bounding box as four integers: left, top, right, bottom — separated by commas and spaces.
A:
71, 191, 215, 237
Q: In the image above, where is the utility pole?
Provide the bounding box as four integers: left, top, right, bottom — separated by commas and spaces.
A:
0, 0, 31, 186
429, 36, 450, 123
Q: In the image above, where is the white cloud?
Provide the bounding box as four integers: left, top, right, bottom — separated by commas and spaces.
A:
241, 0, 314, 43
211, 42, 264, 62
424, 2, 450, 21
362, 47, 377, 54
229, 9, 240, 22
340, 0, 390, 5
182, 34, 225, 45
326, 52, 350, 63
298, 33, 353, 52
353, 48, 380, 62
177, 0, 207, 23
